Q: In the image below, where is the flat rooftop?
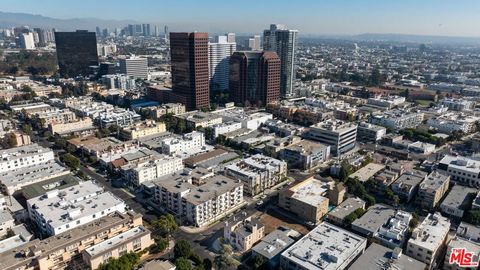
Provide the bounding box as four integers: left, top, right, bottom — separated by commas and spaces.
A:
284, 140, 329, 155
440, 155, 480, 173
419, 171, 449, 191
349, 163, 385, 182
288, 178, 328, 207
281, 222, 366, 270
1, 161, 69, 191
21, 173, 79, 200
349, 243, 426, 270
352, 204, 395, 236
0, 143, 52, 160
252, 227, 301, 260
85, 226, 150, 257
408, 212, 450, 251
440, 185, 476, 210
328, 197, 365, 220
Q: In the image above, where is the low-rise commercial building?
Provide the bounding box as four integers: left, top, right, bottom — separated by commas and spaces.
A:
224, 214, 265, 252
417, 171, 450, 210
279, 178, 329, 224
406, 212, 450, 269
280, 222, 367, 270
438, 155, 480, 187
225, 154, 287, 196
356, 122, 387, 142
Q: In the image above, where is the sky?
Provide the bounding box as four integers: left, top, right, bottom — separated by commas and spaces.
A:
2, 0, 480, 37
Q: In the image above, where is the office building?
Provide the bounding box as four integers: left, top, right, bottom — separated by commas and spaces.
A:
225, 154, 287, 196
55, 30, 98, 77
280, 222, 367, 270
406, 212, 450, 269
169, 32, 210, 110
305, 120, 357, 156
142, 23, 151, 36
229, 51, 281, 107
19, 32, 35, 50
263, 24, 298, 98
153, 169, 244, 227
208, 35, 236, 91
119, 56, 148, 79
438, 155, 480, 187
224, 214, 265, 252
279, 178, 329, 224
27, 181, 126, 236
417, 171, 450, 210
350, 243, 426, 270
246, 35, 261, 51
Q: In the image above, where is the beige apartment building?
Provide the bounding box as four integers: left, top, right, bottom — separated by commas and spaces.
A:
224, 214, 265, 252
417, 171, 450, 210
119, 120, 166, 140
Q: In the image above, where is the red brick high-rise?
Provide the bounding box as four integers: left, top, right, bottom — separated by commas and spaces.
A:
169, 32, 210, 111
229, 51, 280, 107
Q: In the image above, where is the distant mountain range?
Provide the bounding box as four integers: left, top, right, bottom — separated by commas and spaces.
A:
2, 11, 480, 45
0, 11, 136, 31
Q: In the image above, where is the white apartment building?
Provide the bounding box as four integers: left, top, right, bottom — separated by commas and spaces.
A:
153, 169, 244, 227
370, 110, 424, 130
102, 74, 136, 90
214, 108, 273, 130
19, 32, 35, 50
161, 131, 205, 155
374, 210, 412, 249
208, 35, 236, 91
119, 56, 148, 79
406, 212, 450, 269
305, 120, 357, 156
427, 113, 479, 134
438, 155, 480, 187
0, 211, 15, 237
224, 154, 287, 196
280, 222, 367, 270
441, 98, 475, 111
211, 121, 242, 139
0, 144, 54, 173
96, 108, 141, 128
367, 95, 406, 109
356, 122, 387, 143
122, 155, 184, 186
27, 181, 126, 236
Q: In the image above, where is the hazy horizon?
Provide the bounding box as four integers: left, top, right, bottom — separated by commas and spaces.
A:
2, 0, 480, 37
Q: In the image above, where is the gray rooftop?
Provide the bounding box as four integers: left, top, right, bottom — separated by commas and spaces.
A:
441, 185, 476, 211
352, 204, 395, 236
328, 197, 365, 220
349, 243, 426, 270
252, 227, 301, 260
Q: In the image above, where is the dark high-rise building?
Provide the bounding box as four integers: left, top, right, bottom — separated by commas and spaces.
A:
263, 24, 298, 98
169, 32, 210, 110
142, 24, 151, 36
229, 51, 280, 107
54, 30, 98, 77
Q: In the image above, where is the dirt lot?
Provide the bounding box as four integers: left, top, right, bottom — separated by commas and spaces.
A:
255, 208, 309, 235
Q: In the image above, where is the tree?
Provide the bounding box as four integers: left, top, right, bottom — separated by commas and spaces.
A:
97, 252, 139, 270
175, 257, 192, 270
214, 244, 237, 270
174, 240, 192, 259
22, 124, 33, 136
202, 258, 212, 270
344, 212, 358, 225
60, 153, 80, 170
409, 213, 419, 229
252, 255, 267, 269
152, 214, 178, 237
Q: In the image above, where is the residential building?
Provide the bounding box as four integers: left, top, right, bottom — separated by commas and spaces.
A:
366, 95, 406, 109
349, 163, 386, 182
351, 204, 395, 237
279, 139, 330, 170
279, 178, 329, 224
329, 182, 346, 206
10, 132, 32, 147
305, 120, 357, 156
0, 210, 15, 237
356, 122, 387, 142
440, 185, 477, 219
95, 108, 141, 128
246, 35, 261, 51
215, 108, 273, 129
229, 51, 281, 107
349, 243, 426, 270
119, 120, 166, 140
102, 74, 136, 90
27, 181, 126, 236
169, 32, 210, 110
225, 154, 287, 196
251, 227, 301, 269
153, 169, 244, 227
10, 102, 54, 115
327, 197, 365, 226
280, 222, 367, 270
370, 110, 424, 130
427, 113, 479, 134
210, 121, 242, 139
161, 131, 206, 156
121, 155, 184, 186
456, 222, 480, 244
119, 56, 148, 79
374, 210, 412, 249
417, 171, 450, 210
438, 155, 480, 187
391, 170, 428, 202
174, 111, 223, 129
140, 103, 186, 119
208, 35, 236, 91
263, 24, 298, 98
19, 32, 35, 50
54, 30, 98, 77
406, 212, 450, 269
0, 211, 151, 270
0, 144, 54, 173
224, 214, 265, 252
49, 117, 95, 137
36, 109, 77, 127
441, 98, 475, 111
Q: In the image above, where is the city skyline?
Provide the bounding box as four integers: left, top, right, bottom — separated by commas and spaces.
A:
1, 0, 480, 37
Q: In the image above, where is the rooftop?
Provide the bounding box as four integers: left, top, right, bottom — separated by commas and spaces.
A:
408, 212, 450, 251
286, 178, 328, 207
0, 143, 52, 161
252, 227, 301, 260
349, 163, 386, 182
349, 243, 426, 270
284, 140, 330, 155
85, 226, 150, 257
328, 197, 365, 220
440, 184, 476, 210
352, 204, 395, 236
0, 161, 69, 191
419, 171, 450, 191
